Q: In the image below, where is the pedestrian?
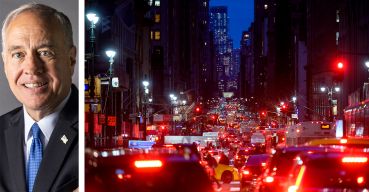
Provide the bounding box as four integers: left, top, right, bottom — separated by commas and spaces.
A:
205, 154, 222, 190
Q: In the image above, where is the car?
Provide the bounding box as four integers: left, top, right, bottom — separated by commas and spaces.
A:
254, 146, 337, 192
240, 154, 270, 190
287, 151, 369, 191
85, 147, 213, 192
214, 162, 240, 183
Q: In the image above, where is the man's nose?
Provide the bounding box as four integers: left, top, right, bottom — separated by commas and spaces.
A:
24, 53, 43, 75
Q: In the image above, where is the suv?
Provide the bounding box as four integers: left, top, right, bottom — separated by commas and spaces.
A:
255, 146, 334, 192
287, 151, 369, 191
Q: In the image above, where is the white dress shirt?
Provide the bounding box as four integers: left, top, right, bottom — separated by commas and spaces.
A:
24, 90, 71, 165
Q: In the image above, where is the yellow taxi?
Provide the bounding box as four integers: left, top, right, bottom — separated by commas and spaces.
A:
214, 163, 240, 183
305, 137, 369, 148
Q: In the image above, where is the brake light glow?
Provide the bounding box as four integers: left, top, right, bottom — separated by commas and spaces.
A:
243, 170, 250, 175
134, 160, 163, 168
265, 176, 274, 183
117, 174, 123, 180
342, 157, 368, 163
288, 185, 298, 192
116, 173, 131, 180
295, 165, 306, 189
357, 176, 364, 184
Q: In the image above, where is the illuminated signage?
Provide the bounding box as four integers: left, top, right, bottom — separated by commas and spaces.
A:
321, 124, 330, 129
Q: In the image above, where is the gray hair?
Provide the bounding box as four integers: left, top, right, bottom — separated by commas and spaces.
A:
1, 3, 74, 49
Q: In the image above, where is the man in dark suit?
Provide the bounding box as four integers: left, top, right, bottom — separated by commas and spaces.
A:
0, 3, 78, 192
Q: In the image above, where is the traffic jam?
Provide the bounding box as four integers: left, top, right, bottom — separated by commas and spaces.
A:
85, 98, 369, 192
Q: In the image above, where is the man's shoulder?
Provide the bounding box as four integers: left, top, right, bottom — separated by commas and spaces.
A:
0, 107, 22, 130
0, 107, 22, 121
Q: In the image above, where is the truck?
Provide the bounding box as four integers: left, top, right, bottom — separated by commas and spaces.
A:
286, 121, 336, 146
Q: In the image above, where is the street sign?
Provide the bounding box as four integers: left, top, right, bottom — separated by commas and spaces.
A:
128, 140, 155, 149
107, 116, 116, 126
291, 114, 298, 119
112, 77, 119, 87
153, 114, 172, 122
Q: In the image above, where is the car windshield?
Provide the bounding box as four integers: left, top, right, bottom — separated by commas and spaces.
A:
245, 154, 269, 166
269, 151, 300, 176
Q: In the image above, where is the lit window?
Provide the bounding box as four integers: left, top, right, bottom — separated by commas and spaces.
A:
148, 0, 153, 6
154, 31, 161, 40
264, 4, 268, 9
203, 1, 207, 7
150, 31, 153, 40
155, 14, 160, 23
154, 0, 160, 6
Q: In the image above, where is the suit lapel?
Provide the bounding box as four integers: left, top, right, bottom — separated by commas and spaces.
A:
4, 109, 27, 192
34, 85, 78, 191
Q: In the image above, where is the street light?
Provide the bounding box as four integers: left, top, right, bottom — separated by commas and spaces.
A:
86, 12, 99, 147
169, 94, 177, 134
365, 61, 369, 70
142, 80, 150, 140
106, 50, 116, 76
320, 86, 340, 121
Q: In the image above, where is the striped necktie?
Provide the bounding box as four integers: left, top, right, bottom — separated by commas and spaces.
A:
27, 123, 43, 192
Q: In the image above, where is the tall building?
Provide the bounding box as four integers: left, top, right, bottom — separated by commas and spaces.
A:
209, 6, 232, 95
306, 0, 342, 121
149, 0, 211, 108
339, 0, 369, 136
240, 29, 254, 99
85, 0, 152, 141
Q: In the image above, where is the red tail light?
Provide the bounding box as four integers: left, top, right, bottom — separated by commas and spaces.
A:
242, 170, 250, 175
134, 160, 163, 168
265, 176, 274, 183
357, 176, 364, 184
117, 174, 123, 180
116, 173, 131, 180
342, 157, 368, 163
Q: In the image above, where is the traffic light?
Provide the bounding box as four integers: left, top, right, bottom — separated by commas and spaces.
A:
195, 107, 200, 112
260, 111, 267, 119
195, 106, 201, 114
334, 60, 345, 82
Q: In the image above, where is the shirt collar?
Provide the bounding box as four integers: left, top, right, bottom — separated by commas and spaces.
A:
24, 89, 71, 144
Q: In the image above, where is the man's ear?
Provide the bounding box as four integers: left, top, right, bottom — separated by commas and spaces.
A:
69, 46, 77, 75
1, 52, 8, 78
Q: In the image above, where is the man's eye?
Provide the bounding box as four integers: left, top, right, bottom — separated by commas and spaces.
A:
39, 50, 54, 57
12, 52, 24, 59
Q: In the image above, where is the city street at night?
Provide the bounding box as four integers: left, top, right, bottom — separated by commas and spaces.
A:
85, 0, 369, 191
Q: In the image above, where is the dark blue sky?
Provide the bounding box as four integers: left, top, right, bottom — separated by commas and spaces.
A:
210, 0, 254, 49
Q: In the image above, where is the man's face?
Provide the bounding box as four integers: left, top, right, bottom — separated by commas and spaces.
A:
2, 11, 76, 116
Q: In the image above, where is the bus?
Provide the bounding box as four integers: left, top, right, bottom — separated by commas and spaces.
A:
344, 99, 369, 137
286, 121, 336, 146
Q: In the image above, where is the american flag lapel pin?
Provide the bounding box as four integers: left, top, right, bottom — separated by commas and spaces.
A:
61, 135, 68, 144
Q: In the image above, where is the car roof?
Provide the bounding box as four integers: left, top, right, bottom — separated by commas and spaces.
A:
306, 137, 369, 147
298, 150, 369, 161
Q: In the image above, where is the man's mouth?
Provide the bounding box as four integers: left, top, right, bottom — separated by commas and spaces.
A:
23, 82, 48, 88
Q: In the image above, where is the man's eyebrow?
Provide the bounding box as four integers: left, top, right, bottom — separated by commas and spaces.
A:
7, 45, 23, 52
37, 43, 55, 49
